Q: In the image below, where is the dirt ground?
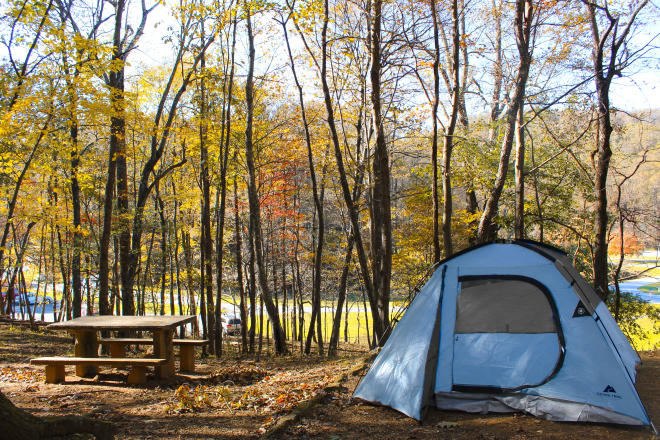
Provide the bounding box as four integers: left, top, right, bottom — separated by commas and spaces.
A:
0, 324, 657, 439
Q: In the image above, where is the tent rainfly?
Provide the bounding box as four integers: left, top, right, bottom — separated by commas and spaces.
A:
354, 240, 652, 427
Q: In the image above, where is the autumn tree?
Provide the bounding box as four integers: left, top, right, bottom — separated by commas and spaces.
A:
582, 0, 651, 298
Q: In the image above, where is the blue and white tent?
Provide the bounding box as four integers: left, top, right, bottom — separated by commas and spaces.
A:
354, 240, 651, 426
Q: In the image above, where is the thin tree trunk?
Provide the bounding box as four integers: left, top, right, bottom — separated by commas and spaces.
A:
248, 221, 257, 353
369, 0, 392, 343
155, 185, 167, 315
281, 16, 326, 356
328, 232, 354, 356
61, 45, 83, 319
514, 102, 525, 239
441, 0, 460, 257
214, 15, 237, 356
317, 0, 383, 342
172, 186, 183, 317
244, 5, 287, 353
581, 0, 652, 298
199, 25, 216, 353
477, 0, 534, 242
234, 173, 248, 352
430, 0, 441, 263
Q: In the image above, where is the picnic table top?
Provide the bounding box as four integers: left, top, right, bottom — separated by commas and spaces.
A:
46, 315, 196, 331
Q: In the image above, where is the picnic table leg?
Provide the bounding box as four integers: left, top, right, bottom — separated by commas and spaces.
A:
108, 342, 126, 358
153, 329, 174, 379
179, 345, 195, 373
45, 365, 65, 383
73, 330, 98, 377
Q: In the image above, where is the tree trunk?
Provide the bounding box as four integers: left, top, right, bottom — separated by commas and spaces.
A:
369, 0, 392, 343
110, 0, 133, 317
234, 168, 248, 352
441, 0, 460, 257
155, 185, 167, 315
0, 390, 115, 440
172, 185, 183, 317
282, 16, 326, 356
477, 0, 534, 242
317, 0, 383, 344
514, 102, 525, 239
583, 0, 651, 297
214, 15, 237, 356
61, 47, 83, 318
430, 0, 441, 263
328, 232, 354, 356
199, 32, 215, 353
244, 6, 287, 353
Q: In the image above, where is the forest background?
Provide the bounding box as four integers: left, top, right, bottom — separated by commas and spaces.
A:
0, 0, 659, 357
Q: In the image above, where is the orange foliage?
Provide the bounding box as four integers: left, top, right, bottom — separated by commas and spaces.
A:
609, 233, 644, 257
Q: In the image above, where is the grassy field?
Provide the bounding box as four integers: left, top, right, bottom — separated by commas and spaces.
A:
124, 291, 660, 351
635, 316, 660, 350
226, 300, 659, 352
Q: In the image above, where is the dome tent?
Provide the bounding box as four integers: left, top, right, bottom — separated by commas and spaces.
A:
353, 240, 652, 427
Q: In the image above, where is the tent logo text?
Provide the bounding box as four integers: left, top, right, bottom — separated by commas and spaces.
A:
597, 385, 621, 399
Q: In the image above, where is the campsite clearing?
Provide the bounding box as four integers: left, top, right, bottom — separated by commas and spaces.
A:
0, 324, 657, 439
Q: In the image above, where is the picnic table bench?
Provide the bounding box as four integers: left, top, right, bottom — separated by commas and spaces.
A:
31, 315, 197, 384
31, 357, 166, 384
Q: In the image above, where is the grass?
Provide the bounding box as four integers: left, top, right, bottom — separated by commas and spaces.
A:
51, 283, 660, 353
632, 315, 660, 351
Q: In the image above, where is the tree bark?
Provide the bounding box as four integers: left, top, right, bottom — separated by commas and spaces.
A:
315, 0, 383, 345
583, 0, 650, 298
328, 232, 354, 356
155, 185, 167, 315
281, 14, 326, 356
199, 27, 215, 353
244, 5, 287, 354
514, 102, 525, 239
234, 174, 248, 352
441, 0, 460, 257
477, 0, 534, 242
214, 15, 237, 356
0, 390, 115, 440
430, 0, 441, 263
369, 0, 392, 343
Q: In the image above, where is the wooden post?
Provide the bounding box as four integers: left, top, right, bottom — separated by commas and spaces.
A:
179, 345, 195, 373
127, 366, 147, 385
73, 330, 98, 377
109, 342, 126, 358
45, 365, 65, 383
153, 329, 174, 378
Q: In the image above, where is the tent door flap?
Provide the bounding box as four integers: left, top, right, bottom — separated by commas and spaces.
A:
451, 276, 564, 391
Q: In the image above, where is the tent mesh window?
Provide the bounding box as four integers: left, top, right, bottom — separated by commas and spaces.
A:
455, 278, 557, 334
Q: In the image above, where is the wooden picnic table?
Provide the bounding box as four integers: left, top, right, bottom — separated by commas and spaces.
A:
46, 315, 196, 379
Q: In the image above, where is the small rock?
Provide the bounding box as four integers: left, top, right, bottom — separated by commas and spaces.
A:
436, 421, 459, 429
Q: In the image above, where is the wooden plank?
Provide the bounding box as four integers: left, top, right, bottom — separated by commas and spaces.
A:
31, 357, 167, 366
172, 339, 208, 345
99, 338, 207, 346
99, 338, 153, 345
47, 315, 196, 331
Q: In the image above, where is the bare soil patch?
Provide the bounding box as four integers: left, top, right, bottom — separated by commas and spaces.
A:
1, 324, 657, 439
